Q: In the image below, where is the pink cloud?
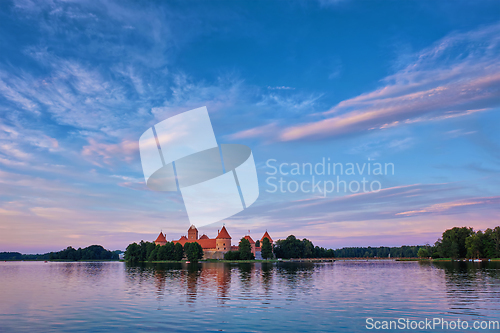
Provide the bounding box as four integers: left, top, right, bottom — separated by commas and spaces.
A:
396, 196, 500, 217
81, 138, 138, 166
278, 24, 500, 141
227, 122, 279, 141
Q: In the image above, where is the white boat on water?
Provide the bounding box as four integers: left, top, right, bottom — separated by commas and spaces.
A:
473, 259, 482, 262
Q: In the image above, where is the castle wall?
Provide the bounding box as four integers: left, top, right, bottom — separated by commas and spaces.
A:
203, 250, 227, 260
216, 238, 231, 252
156, 226, 272, 260
255, 251, 262, 260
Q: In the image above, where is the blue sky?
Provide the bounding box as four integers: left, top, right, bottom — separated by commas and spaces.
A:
0, 0, 499, 253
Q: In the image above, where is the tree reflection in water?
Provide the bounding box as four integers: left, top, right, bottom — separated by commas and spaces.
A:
125, 262, 318, 308
423, 261, 500, 317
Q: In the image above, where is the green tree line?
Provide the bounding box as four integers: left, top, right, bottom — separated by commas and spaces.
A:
334, 245, 421, 258
124, 241, 204, 262
0, 245, 119, 261
273, 235, 334, 259
123, 226, 500, 262
224, 238, 255, 260
223, 236, 274, 260
49, 245, 118, 260
420, 226, 500, 259
0, 252, 51, 260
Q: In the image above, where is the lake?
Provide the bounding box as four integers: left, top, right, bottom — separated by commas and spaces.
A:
1, 260, 499, 332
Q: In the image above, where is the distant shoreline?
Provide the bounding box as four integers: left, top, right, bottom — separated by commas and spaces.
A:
1, 259, 121, 262
4, 258, 500, 263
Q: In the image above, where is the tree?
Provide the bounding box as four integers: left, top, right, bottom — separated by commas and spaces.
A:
255, 240, 260, 248
157, 242, 174, 261
146, 242, 156, 261
184, 243, 192, 261
303, 239, 314, 258
195, 242, 204, 261
261, 237, 273, 259
274, 235, 304, 259
173, 242, 184, 261
0, 252, 23, 260
450, 241, 460, 259
224, 251, 240, 260
466, 231, 484, 259
492, 227, 500, 258
125, 243, 141, 262
238, 238, 254, 260
139, 241, 147, 261
483, 228, 497, 258
439, 227, 473, 258
417, 247, 429, 258
184, 242, 204, 262
431, 239, 442, 258
148, 246, 159, 261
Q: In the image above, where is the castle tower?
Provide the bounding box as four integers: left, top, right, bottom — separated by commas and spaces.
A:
155, 232, 167, 246
261, 231, 273, 244
188, 225, 198, 241
216, 226, 231, 252
244, 235, 256, 255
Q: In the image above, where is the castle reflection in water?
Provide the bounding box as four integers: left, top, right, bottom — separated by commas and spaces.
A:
124, 262, 316, 307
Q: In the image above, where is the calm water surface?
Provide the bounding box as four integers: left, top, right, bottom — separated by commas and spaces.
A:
1, 260, 499, 332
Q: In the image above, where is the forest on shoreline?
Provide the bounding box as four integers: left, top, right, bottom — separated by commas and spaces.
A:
0, 245, 120, 261
334, 226, 500, 259
419, 226, 500, 259
123, 226, 499, 261
3, 226, 499, 262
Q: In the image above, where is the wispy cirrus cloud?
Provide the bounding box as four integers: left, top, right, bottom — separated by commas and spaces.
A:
0, 121, 60, 167
396, 196, 500, 217
226, 183, 458, 232
278, 24, 500, 141
257, 92, 322, 112
0, 74, 40, 114
82, 138, 138, 167
0, 57, 130, 130
227, 122, 279, 142
267, 86, 295, 90
225, 183, 500, 247
150, 74, 245, 120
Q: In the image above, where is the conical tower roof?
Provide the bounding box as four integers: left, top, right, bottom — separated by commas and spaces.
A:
261, 231, 273, 243
216, 226, 231, 239
155, 232, 167, 243
244, 235, 255, 244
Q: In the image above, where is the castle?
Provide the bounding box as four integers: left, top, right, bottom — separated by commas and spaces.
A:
154, 225, 273, 259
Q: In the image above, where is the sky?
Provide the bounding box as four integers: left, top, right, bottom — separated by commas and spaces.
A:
0, 0, 499, 253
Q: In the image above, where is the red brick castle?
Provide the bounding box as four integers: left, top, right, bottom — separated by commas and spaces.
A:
154, 225, 273, 259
